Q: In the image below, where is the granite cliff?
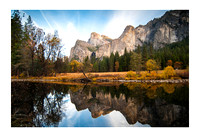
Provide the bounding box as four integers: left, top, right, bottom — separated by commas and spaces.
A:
69, 10, 189, 62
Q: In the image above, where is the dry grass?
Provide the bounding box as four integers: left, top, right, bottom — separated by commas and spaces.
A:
175, 69, 189, 78
11, 69, 188, 81
56, 72, 127, 80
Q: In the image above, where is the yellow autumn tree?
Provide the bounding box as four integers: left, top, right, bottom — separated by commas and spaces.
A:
115, 61, 119, 72
163, 66, 175, 79
70, 60, 83, 72
166, 60, 173, 66
146, 59, 158, 73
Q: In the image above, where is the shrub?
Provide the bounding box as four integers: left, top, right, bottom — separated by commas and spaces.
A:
149, 71, 157, 79
126, 71, 134, 78
139, 72, 147, 80
11, 75, 19, 79
92, 78, 97, 81
162, 66, 175, 79
125, 77, 130, 80
126, 71, 137, 79
19, 72, 25, 78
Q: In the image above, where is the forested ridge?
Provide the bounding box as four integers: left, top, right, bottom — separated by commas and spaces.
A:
11, 10, 189, 77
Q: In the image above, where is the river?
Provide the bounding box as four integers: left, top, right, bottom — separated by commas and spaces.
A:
11, 81, 189, 127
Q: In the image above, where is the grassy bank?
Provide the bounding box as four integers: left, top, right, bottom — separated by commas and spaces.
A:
11, 69, 189, 82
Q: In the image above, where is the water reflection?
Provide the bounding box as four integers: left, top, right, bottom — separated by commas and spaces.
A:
11, 82, 189, 127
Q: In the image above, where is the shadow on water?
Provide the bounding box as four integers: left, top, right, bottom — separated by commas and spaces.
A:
11, 82, 189, 127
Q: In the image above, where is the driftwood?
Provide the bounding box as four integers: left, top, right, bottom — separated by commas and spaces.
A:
80, 70, 91, 83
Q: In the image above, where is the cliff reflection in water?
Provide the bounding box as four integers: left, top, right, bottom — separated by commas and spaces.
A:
11, 82, 189, 127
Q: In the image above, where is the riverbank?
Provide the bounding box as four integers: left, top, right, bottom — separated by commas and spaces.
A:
11, 69, 189, 83
11, 78, 189, 84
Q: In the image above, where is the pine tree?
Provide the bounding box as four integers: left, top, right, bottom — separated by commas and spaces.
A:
93, 60, 99, 72
11, 10, 23, 75
114, 51, 120, 62
23, 15, 37, 75
83, 56, 92, 72
109, 52, 115, 72
149, 44, 154, 58
100, 57, 109, 72
135, 45, 141, 55
130, 52, 142, 74
142, 44, 148, 70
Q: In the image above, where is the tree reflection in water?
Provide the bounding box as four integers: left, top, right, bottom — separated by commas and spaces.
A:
11, 82, 189, 127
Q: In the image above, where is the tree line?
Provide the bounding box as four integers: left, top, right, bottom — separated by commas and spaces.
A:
75, 37, 189, 74
69, 36, 188, 74
12, 10, 189, 77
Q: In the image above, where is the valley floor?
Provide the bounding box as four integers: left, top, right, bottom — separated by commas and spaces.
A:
11, 70, 189, 84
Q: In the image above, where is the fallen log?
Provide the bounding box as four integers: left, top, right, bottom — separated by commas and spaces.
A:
80, 70, 91, 83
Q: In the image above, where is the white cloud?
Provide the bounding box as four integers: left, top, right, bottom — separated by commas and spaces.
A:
59, 22, 79, 56
54, 22, 91, 57
105, 110, 132, 127
102, 11, 141, 39
36, 20, 90, 57
59, 11, 142, 56
58, 22, 81, 56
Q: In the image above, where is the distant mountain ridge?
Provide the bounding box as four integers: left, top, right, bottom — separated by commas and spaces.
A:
69, 10, 189, 62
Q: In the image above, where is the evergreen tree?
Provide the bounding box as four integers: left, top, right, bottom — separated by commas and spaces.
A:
130, 52, 142, 74
122, 48, 131, 71
142, 44, 148, 70
93, 60, 99, 72
109, 52, 115, 72
100, 57, 109, 72
149, 44, 154, 58
135, 45, 141, 55
124, 48, 128, 71
11, 10, 23, 75
23, 15, 37, 75
114, 51, 120, 62
83, 56, 92, 72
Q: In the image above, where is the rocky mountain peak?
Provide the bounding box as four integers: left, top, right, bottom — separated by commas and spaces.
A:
88, 32, 111, 46
69, 40, 93, 62
69, 10, 189, 62
90, 32, 102, 40
110, 25, 136, 56
118, 25, 135, 41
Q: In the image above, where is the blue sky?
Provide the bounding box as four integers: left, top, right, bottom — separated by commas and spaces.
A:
20, 10, 167, 56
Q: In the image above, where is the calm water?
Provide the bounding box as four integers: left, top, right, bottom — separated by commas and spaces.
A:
11, 82, 189, 127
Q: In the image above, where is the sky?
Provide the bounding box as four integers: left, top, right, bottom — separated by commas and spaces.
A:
20, 10, 168, 56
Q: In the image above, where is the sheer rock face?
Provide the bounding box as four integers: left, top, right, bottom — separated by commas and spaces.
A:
69, 40, 93, 62
111, 25, 136, 56
87, 32, 111, 46
135, 10, 189, 48
69, 10, 189, 61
